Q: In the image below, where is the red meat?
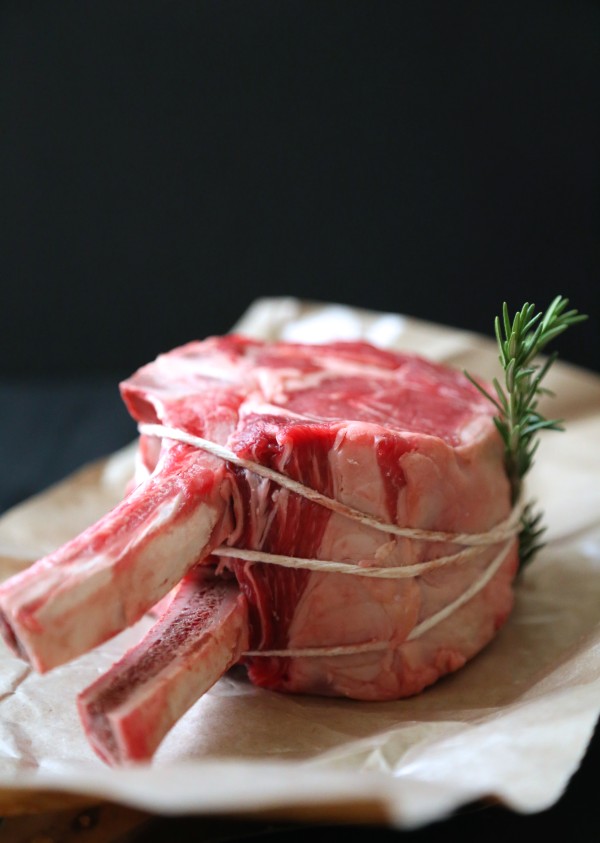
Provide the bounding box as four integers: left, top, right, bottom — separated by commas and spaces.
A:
0, 336, 518, 763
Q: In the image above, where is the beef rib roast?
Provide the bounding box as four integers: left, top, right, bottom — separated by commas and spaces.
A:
0, 335, 519, 764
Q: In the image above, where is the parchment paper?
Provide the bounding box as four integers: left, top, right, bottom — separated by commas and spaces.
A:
0, 297, 598, 829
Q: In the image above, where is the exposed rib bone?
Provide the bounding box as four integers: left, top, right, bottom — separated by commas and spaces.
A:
0, 444, 232, 672
78, 568, 248, 765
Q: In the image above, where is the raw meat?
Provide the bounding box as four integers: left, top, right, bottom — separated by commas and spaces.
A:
0, 335, 519, 763
78, 567, 249, 766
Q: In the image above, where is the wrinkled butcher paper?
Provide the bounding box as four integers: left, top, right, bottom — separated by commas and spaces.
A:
0, 298, 599, 829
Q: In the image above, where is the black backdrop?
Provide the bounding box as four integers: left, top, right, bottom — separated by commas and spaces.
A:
1, 0, 599, 378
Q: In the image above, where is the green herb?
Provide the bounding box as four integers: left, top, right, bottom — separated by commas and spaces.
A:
465, 296, 587, 568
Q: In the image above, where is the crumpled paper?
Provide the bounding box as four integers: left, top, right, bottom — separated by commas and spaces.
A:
0, 297, 598, 829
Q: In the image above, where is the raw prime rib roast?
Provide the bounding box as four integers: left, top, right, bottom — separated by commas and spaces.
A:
0, 335, 519, 765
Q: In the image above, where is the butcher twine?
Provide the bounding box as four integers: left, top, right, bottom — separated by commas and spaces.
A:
139, 423, 522, 659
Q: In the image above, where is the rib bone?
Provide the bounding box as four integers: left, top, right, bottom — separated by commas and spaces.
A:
78, 568, 248, 765
0, 443, 232, 672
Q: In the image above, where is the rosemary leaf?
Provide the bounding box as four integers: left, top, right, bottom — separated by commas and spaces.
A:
465, 296, 587, 569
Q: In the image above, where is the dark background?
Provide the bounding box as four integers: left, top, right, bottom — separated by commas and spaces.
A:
1, 0, 599, 379
0, 2, 599, 840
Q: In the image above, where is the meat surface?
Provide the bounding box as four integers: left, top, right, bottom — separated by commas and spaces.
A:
0, 335, 519, 763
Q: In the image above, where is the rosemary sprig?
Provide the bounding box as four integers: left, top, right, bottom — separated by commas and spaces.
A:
465, 296, 587, 568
